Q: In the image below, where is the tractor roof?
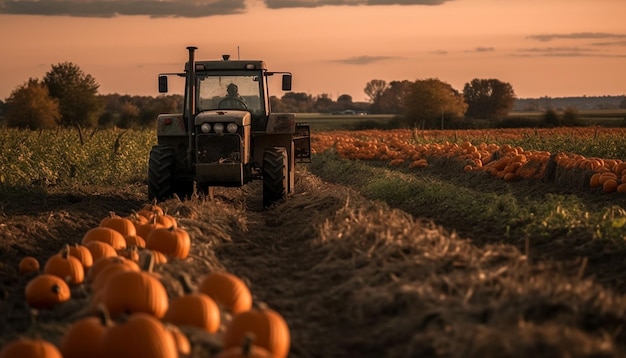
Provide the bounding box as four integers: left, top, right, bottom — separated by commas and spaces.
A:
186, 60, 267, 72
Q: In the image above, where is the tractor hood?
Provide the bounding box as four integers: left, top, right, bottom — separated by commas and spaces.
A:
194, 110, 251, 126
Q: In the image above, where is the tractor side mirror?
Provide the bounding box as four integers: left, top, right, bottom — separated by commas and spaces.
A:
158, 75, 168, 93
281, 74, 292, 91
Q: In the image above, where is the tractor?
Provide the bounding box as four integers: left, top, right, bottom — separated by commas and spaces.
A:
148, 46, 311, 207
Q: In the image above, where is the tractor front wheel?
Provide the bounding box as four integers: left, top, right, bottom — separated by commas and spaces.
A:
262, 147, 288, 208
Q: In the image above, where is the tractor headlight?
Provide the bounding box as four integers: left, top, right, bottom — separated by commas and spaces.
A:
213, 123, 225, 134
200, 123, 211, 133
226, 123, 238, 133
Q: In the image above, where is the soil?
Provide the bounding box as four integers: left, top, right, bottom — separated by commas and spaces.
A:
1, 165, 626, 357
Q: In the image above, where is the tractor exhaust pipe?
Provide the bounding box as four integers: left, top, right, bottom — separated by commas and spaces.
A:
186, 46, 197, 167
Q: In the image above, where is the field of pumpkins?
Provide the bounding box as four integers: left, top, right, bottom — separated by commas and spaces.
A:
2, 201, 290, 358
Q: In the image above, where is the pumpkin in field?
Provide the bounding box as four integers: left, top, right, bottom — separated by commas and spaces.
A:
25, 274, 71, 309
100, 313, 177, 358
164, 292, 221, 333
0, 337, 63, 358
151, 213, 178, 229
197, 272, 252, 314
99, 269, 169, 318
68, 243, 94, 269
146, 227, 190, 259
18, 256, 40, 275
60, 305, 112, 358
82, 227, 127, 251
603, 178, 619, 193
44, 246, 84, 286
100, 213, 137, 237
85, 241, 118, 262
222, 307, 290, 358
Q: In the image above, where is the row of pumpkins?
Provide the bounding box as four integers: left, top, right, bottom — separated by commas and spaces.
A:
2, 202, 290, 358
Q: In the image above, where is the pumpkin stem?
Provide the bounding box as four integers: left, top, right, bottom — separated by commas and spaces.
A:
61, 243, 71, 258
179, 273, 196, 294
95, 303, 113, 327
141, 251, 156, 272
242, 333, 255, 357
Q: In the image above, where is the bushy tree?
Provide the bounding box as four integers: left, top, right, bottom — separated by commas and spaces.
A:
542, 109, 560, 127
43, 62, 103, 127
403, 78, 467, 129
314, 93, 334, 113
372, 80, 411, 114
5, 79, 61, 129
463, 78, 516, 120
364, 79, 387, 104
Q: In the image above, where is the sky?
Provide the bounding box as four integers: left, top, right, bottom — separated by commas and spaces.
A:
1, 0, 625, 102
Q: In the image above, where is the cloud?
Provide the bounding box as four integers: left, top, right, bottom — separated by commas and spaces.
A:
430, 50, 448, 55
0, 0, 247, 18
515, 46, 626, 58
466, 47, 494, 53
263, 0, 454, 9
591, 40, 626, 47
333, 55, 397, 65
527, 32, 626, 42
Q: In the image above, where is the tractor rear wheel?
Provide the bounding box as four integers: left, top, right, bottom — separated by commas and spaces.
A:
148, 146, 194, 201
262, 147, 288, 207
148, 145, 175, 201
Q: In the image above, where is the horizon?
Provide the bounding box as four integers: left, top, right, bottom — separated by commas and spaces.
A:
1, 0, 626, 102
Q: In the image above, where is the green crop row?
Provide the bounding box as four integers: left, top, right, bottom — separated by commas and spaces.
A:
0, 128, 156, 188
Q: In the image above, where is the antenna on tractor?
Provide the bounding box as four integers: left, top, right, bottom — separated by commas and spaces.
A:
237, 46, 240, 60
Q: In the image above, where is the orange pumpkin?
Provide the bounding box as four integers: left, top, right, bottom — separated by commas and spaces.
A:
60, 305, 112, 358
82, 227, 127, 251
140, 201, 165, 216
68, 243, 94, 269
25, 274, 71, 309
603, 178, 619, 193
197, 272, 252, 314
164, 292, 221, 333
100, 214, 137, 237
222, 308, 290, 358
100, 313, 177, 358
100, 269, 169, 318
44, 247, 84, 286
99, 212, 121, 226
0, 337, 63, 358
18, 256, 40, 275
84, 241, 118, 262
145, 227, 190, 259
152, 213, 178, 229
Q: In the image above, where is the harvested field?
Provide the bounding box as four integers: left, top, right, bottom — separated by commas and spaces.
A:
1, 165, 626, 357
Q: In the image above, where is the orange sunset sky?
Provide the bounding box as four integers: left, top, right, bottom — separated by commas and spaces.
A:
1, 0, 625, 102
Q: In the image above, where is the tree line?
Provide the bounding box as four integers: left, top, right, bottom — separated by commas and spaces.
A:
2, 62, 623, 130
